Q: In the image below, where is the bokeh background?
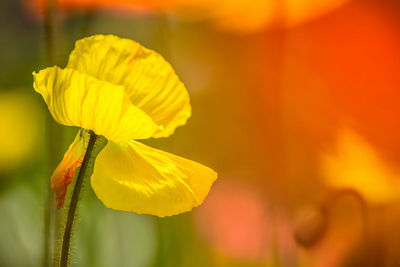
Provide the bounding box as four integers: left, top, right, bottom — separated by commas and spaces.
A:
1, 0, 400, 266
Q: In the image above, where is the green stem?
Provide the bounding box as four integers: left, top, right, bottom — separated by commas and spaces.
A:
44, 0, 59, 65
43, 0, 61, 265
79, 10, 96, 39
59, 131, 107, 267
43, 184, 52, 267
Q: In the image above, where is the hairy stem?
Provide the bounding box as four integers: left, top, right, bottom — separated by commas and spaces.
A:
59, 131, 107, 267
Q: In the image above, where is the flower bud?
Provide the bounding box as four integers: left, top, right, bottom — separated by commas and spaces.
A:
293, 207, 328, 247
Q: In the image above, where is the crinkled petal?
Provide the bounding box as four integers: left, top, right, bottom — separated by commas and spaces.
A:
91, 141, 217, 217
33, 66, 159, 142
51, 130, 88, 209
67, 34, 191, 138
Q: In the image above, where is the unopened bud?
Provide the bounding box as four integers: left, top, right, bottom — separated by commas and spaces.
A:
293, 207, 327, 247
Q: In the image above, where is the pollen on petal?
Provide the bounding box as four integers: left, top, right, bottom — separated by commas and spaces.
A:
51, 131, 88, 209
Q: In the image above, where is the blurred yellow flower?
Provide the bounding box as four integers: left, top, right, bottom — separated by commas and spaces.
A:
321, 128, 400, 204
0, 90, 44, 172
33, 34, 217, 217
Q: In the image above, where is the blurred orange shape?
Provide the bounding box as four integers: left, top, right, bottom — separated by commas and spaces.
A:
283, 0, 349, 27
27, 0, 350, 32
294, 0, 400, 156
194, 178, 271, 261
33, 0, 178, 12
208, 0, 350, 32
321, 128, 400, 204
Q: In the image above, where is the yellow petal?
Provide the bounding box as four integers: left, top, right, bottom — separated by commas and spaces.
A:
91, 141, 217, 217
67, 34, 191, 138
33, 66, 159, 142
51, 130, 88, 209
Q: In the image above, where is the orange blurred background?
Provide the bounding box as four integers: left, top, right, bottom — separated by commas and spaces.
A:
1, 0, 400, 266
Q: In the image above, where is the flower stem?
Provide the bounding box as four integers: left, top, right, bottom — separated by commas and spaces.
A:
43, 0, 62, 265
59, 131, 107, 267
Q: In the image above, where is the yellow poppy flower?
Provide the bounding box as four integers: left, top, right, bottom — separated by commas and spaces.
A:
33, 34, 217, 217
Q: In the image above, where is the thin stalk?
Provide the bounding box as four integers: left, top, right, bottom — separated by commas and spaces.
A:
79, 10, 96, 39
43, 0, 61, 265
59, 131, 107, 267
